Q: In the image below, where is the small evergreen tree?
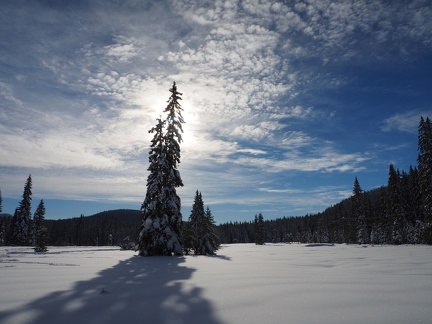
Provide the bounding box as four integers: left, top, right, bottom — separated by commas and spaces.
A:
202, 206, 220, 254
34, 200, 48, 252
254, 213, 266, 245
187, 191, 220, 255
138, 82, 184, 256
188, 190, 205, 254
12, 175, 33, 246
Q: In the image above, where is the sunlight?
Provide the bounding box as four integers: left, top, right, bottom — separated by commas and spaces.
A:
179, 98, 199, 149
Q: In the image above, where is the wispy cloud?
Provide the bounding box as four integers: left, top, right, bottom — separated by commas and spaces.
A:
382, 111, 432, 133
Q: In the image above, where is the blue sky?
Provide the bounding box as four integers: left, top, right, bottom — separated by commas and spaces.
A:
1, 0, 431, 223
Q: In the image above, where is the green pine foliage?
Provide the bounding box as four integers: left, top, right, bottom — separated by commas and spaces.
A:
203, 206, 220, 253
11, 175, 33, 246
186, 190, 220, 255
387, 165, 404, 244
254, 213, 265, 245
352, 177, 368, 244
418, 116, 432, 222
0, 219, 5, 246
34, 200, 48, 252
418, 116, 432, 243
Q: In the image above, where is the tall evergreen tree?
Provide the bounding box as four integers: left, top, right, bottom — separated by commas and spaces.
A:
0, 188, 2, 214
417, 116, 432, 243
138, 82, 184, 256
254, 213, 266, 245
12, 175, 33, 246
34, 200, 48, 252
418, 116, 432, 222
352, 177, 368, 244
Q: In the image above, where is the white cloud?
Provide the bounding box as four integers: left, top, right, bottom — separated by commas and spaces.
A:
382, 111, 432, 133
233, 151, 368, 174
237, 148, 267, 156
0, 82, 22, 106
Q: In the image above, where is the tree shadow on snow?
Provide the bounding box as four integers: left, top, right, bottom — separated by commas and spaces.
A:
0, 255, 224, 324
208, 254, 231, 261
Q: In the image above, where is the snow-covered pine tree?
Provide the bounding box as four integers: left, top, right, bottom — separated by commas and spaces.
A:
254, 213, 265, 245
161, 82, 184, 252
12, 175, 33, 246
352, 177, 368, 245
34, 199, 48, 252
138, 82, 184, 256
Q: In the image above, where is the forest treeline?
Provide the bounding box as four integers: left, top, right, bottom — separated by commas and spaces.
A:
0, 182, 430, 247
1, 116, 431, 247
0, 208, 141, 247
219, 116, 432, 245
0, 172, 430, 247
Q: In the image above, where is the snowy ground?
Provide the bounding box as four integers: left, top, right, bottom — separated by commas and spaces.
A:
0, 244, 431, 324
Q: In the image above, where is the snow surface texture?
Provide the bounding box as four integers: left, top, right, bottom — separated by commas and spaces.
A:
0, 244, 431, 324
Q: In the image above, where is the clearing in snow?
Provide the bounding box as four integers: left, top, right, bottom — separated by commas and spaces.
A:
0, 244, 431, 324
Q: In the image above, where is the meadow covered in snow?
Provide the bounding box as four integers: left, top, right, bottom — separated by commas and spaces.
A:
1, 244, 431, 324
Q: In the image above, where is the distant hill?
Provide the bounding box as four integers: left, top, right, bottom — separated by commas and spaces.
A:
83, 209, 142, 222
45, 209, 142, 246
217, 186, 386, 244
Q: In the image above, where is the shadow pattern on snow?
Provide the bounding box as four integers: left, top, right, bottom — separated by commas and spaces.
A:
0, 255, 224, 324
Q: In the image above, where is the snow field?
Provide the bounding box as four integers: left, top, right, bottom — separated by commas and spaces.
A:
1, 244, 431, 324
